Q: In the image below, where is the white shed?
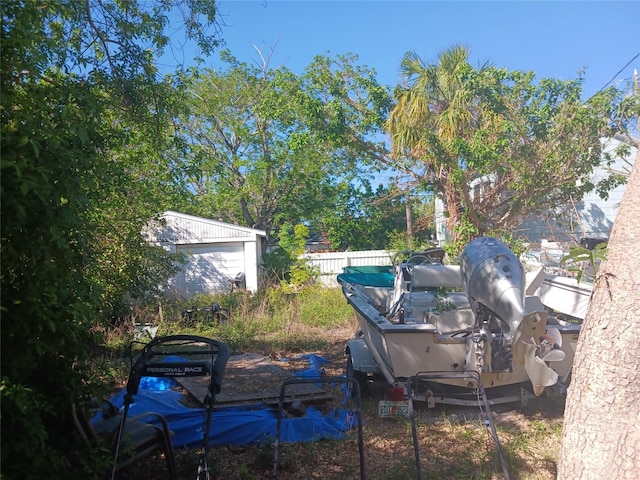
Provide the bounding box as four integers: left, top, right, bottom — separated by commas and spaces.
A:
150, 211, 266, 295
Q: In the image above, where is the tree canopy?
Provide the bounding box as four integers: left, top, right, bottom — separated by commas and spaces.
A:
321, 182, 435, 251
386, 45, 638, 249
172, 50, 392, 241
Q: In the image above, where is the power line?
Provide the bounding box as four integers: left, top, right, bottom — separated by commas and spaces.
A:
597, 51, 640, 93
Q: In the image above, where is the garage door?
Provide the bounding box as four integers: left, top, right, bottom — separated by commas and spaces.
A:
176, 243, 244, 295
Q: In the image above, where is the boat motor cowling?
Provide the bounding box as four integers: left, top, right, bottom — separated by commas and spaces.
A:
460, 236, 527, 337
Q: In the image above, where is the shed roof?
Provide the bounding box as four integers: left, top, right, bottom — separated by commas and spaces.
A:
152, 211, 266, 244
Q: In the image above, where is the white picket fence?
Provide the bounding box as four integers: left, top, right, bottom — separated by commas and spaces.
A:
302, 250, 392, 286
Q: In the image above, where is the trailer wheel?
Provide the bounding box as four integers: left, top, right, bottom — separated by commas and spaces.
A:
345, 351, 368, 397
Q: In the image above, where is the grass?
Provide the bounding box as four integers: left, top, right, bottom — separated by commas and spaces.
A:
101, 284, 566, 480
105, 285, 357, 353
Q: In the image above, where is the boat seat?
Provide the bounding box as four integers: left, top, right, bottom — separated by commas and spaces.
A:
401, 291, 437, 323
409, 264, 462, 290
404, 292, 437, 311
404, 291, 470, 312
402, 293, 473, 329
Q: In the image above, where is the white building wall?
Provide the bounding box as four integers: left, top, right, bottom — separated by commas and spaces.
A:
158, 211, 263, 243
434, 197, 449, 246
243, 236, 262, 292
148, 211, 266, 295
574, 138, 635, 239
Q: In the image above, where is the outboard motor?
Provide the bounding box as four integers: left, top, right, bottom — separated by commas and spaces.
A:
460, 237, 565, 395
460, 236, 527, 337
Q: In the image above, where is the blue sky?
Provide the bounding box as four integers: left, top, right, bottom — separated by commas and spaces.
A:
162, 1, 639, 99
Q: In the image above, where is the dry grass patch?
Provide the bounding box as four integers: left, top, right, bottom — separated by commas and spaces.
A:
113, 331, 565, 480
108, 289, 566, 480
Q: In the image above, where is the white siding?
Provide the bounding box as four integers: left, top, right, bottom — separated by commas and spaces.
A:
155, 211, 264, 244
149, 211, 266, 296
176, 244, 244, 294
575, 140, 633, 238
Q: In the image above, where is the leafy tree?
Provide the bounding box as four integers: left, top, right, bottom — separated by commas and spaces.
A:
261, 222, 318, 289
173, 50, 392, 240
322, 181, 435, 250
1, 1, 221, 477
595, 133, 638, 199
386, 45, 638, 244
560, 243, 608, 283
281, 222, 318, 290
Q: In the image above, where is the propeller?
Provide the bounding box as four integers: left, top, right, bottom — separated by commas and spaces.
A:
512, 314, 566, 396
538, 327, 565, 363
541, 327, 562, 348
522, 339, 558, 396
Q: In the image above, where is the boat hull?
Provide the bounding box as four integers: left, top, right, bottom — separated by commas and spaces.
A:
342, 280, 580, 395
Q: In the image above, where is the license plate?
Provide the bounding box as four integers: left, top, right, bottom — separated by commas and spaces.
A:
378, 400, 410, 417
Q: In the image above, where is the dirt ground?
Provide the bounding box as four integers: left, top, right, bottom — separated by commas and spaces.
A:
115, 326, 565, 480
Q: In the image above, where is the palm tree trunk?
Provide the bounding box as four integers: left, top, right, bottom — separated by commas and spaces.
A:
404, 189, 413, 247
442, 182, 463, 243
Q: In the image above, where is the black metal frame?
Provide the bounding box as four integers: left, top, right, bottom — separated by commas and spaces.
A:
117, 335, 230, 480
72, 399, 177, 480
272, 376, 366, 480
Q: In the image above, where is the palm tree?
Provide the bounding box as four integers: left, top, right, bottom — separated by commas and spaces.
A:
386, 45, 486, 245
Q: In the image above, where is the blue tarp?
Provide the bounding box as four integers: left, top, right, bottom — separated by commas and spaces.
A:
97, 355, 357, 448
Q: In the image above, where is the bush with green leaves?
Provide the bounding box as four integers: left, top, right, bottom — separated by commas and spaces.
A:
263, 222, 319, 291
1, 2, 221, 477
561, 243, 607, 283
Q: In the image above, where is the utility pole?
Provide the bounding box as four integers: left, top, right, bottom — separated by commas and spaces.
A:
405, 188, 413, 248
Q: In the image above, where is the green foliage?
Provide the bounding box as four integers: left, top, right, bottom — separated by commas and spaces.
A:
595, 136, 636, 200
561, 243, 607, 283
174, 51, 391, 239
387, 231, 435, 255
434, 294, 457, 312
278, 222, 319, 291
1, 1, 222, 477
492, 232, 527, 258
88, 214, 185, 320
442, 215, 479, 260
297, 284, 356, 327
323, 182, 436, 251
324, 184, 393, 250
261, 247, 293, 285
387, 45, 637, 242
278, 222, 308, 258
260, 222, 320, 290
137, 285, 355, 354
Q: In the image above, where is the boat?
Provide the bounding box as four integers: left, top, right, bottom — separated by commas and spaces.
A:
337, 237, 590, 407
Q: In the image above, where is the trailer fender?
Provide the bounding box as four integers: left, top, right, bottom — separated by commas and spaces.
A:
346, 338, 381, 374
